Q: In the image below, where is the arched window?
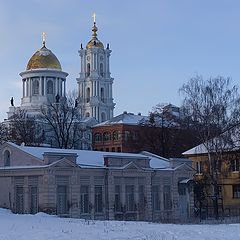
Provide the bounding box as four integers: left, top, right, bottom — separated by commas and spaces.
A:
113, 131, 121, 141
100, 63, 104, 77
87, 63, 90, 77
86, 112, 90, 117
32, 79, 39, 95
103, 132, 111, 142
47, 80, 53, 94
4, 150, 10, 167
86, 88, 90, 103
94, 133, 102, 142
101, 88, 104, 102
101, 112, 106, 122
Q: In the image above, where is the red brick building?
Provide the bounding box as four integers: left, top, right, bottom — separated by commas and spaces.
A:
92, 112, 147, 152
92, 111, 199, 157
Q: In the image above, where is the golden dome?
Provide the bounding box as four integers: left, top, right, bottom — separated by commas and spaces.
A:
86, 23, 104, 49
26, 45, 62, 70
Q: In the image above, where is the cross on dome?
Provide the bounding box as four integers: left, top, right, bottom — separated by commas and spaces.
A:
92, 12, 96, 23
42, 32, 46, 47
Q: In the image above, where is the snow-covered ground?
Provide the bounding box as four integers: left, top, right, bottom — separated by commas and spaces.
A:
0, 209, 239, 240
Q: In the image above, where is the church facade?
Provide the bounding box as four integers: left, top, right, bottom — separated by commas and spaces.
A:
6, 18, 115, 149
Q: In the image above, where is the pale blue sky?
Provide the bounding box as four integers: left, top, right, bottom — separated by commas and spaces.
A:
0, 0, 240, 120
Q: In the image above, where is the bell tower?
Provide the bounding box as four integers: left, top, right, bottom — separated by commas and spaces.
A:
77, 14, 115, 122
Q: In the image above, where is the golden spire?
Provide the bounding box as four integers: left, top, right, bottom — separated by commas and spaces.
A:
42, 32, 46, 47
86, 13, 104, 49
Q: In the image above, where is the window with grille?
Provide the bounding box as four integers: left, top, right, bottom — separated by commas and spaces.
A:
114, 185, 121, 212
152, 185, 160, 210
80, 185, 89, 214
57, 185, 68, 215
126, 185, 135, 211
29, 186, 38, 214
94, 185, 103, 213
163, 185, 172, 210
139, 185, 145, 209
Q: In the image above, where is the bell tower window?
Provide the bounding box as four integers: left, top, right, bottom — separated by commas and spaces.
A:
86, 88, 90, 103
101, 88, 104, 102
87, 63, 90, 77
101, 112, 106, 122
100, 63, 104, 77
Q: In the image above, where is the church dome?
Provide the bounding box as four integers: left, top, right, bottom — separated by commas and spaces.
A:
26, 45, 62, 70
86, 23, 104, 49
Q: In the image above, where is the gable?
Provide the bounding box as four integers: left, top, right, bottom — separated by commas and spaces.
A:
0, 142, 43, 167
123, 161, 142, 171
174, 163, 195, 173
50, 157, 80, 168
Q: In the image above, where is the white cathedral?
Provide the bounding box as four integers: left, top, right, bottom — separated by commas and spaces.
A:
6, 17, 115, 149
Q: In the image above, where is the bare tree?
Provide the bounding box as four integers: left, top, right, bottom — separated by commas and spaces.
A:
180, 75, 240, 219
41, 92, 88, 149
8, 109, 44, 146
0, 122, 9, 145
139, 103, 198, 158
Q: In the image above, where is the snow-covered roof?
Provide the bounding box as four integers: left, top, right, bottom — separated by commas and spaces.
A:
7, 142, 170, 169
93, 112, 148, 127
182, 144, 208, 155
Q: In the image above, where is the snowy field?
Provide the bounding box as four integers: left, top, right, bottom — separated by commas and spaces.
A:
0, 209, 239, 240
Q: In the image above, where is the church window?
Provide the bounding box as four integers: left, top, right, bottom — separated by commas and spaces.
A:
100, 88, 104, 102
103, 132, 111, 142
87, 63, 90, 77
86, 88, 90, 103
4, 150, 10, 167
85, 112, 90, 117
100, 63, 104, 77
47, 80, 53, 94
32, 79, 39, 95
101, 112, 106, 122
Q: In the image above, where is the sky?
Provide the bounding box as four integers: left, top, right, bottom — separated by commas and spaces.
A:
0, 0, 240, 121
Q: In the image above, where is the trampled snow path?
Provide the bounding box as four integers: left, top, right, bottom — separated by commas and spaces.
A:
0, 209, 239, 240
